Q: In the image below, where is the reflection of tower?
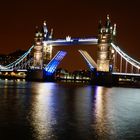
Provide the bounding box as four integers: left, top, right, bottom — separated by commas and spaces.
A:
33, 28, 43, 69
97, 15, 116, 72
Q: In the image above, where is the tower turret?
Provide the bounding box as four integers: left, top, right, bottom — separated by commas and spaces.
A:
49, 28, 53, 39
113, 23, 117, 36
33, 28, 43, 69
97, 15, 116, 72
105, 14, 111, 33
98, 20, 102, 33
105, 14, 111, 28
43, 21, 48, 39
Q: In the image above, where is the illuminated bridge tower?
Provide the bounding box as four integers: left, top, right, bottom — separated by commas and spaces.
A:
95, 15, 116, 85
42, 21, 53, 66
97, 15, 116, 72
26, 28, 44, 81
33, 29, 43, 69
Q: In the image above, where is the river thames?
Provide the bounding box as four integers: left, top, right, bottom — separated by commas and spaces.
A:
0, 79, 140, 140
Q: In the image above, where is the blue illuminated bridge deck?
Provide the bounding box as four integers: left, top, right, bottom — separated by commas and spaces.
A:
44, 38, 98, 46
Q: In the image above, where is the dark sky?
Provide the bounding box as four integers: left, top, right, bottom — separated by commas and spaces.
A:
0, 0, 140, 71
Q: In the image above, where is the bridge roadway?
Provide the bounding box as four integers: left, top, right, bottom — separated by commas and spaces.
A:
0, 69, 27, 72
112, 72, 140, 85
44, 38, 98, 46
112, 72, 140, 77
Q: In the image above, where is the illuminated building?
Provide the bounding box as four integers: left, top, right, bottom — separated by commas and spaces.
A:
33, 27, 43, 69
97, 15, 116, 72
42, 21, 53, 65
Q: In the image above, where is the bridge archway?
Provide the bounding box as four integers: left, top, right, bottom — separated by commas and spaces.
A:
44, 49, 97, 76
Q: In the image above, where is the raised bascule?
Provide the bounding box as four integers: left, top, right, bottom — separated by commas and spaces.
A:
0, 15, 140, 85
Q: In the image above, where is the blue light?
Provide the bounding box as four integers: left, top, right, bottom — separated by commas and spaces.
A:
96, 72, 99, 76
43, 37, 98, 46
45, 51, 67, 76
110, 65, 113, 71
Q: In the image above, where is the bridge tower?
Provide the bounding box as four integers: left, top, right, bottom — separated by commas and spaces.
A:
26, 28, 44, 81
97, 15, 116, 72
42, 21, 53, 66
33, 27, 43, 69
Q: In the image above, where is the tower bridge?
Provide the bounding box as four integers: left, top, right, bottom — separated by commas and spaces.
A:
0, 15, 140, 85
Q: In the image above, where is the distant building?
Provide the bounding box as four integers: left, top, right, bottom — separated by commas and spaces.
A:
0, 49, 26, 66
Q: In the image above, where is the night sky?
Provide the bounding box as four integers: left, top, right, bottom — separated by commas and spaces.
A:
0, 0, 140, 71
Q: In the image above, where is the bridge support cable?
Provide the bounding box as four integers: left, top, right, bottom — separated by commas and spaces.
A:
120, 56, 123, 73
15, 58, 33, 70
78, 50, 97, 71
137, 68, 139, 74
125, 61, 128, 73
0, 65, 8, 70
131, 65, 134, 73
5, 45, 34, 69
111, 43, 140, 73
44, 51, 67, 75
111, 43, 140, 66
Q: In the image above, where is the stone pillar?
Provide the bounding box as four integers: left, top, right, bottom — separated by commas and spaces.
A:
97, 33, 111, 72
33, 30, 43, 69
97, 15, 116, 72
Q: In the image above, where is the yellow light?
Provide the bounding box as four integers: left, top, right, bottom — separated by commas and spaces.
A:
111, 49, 115, 54
29, 83, 56, 139
11, 72, 15, 76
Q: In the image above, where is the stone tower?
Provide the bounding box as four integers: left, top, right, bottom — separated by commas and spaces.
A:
33, 27, 43, 69
42, 21, 53, 66
97, 15, 116, 72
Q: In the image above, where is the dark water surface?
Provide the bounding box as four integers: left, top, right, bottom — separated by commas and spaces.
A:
0, 79, 140, 140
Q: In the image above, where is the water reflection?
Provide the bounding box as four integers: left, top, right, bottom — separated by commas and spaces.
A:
93, 86, 140, 139
94, 86, 116, 139
29, 83, 95, 140
74, 86, 93, 138
0, 80, 140, 139
30, 83, 57, 140
28, 83, 140, 140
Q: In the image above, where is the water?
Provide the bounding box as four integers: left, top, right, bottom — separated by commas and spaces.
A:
0, 79, 140, 140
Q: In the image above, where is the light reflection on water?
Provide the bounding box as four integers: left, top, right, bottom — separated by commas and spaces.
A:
30, 83, 57, 140
0, 80, 140, 139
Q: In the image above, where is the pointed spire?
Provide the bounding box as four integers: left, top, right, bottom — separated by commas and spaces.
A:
113, 23, 117, 36
105, 14, 111, 28
43, 20, 47, 26
43, 20, 48, 38
35, 26, 40, 37
51, 28, 53, 34
49, 28, 53, 39
98, 20, 102, 33
107, 14, 110, 20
